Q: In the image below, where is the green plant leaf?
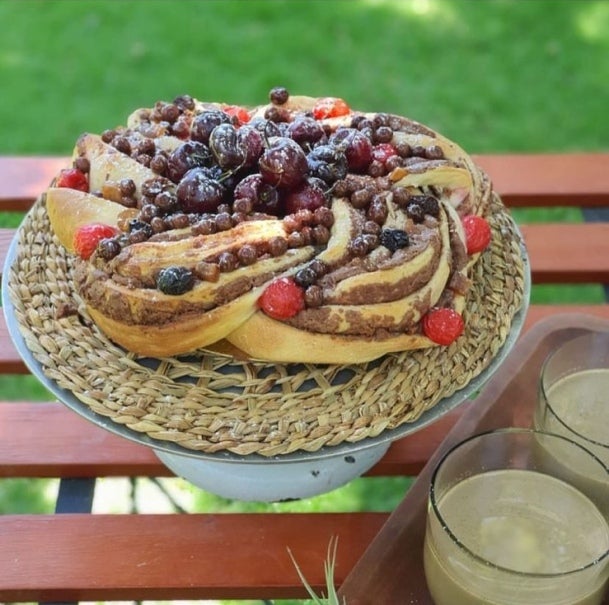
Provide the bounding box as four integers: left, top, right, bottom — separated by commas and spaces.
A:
288, 536, 346, 605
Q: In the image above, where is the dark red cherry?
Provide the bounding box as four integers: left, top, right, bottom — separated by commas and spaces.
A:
233, 173, 281, 215
176, 168, 225, 213
259, 137, 308, 189
284, 179, 328, 215
330, 128, 373, 171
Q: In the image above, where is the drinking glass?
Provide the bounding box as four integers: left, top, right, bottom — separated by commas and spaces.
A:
534, 331, 609, 518
535, 331, 609, 463
424, 428, 609, 605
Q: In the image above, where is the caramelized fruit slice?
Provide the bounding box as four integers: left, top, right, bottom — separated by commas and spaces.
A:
75, 133, 174, 200
46, 187, 128, 253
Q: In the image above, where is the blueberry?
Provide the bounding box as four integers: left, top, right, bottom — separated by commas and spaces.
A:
156, 266, 195, 295
380, 229, 409, 252
294, 266, 317, 288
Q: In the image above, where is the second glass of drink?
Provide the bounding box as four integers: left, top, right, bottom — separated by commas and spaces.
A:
424, 428, 609, 605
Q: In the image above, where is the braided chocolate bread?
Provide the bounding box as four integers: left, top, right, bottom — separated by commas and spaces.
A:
46, 88, 495, 363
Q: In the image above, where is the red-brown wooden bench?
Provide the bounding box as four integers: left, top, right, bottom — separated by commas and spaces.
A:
1, 153, 608, 603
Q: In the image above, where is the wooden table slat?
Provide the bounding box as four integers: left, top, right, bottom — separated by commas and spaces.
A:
0, 156, 67, 211
0, 512, 387, 602
0, 402, 162, 478
473, 153, 609, 207
520, 223, 609, 283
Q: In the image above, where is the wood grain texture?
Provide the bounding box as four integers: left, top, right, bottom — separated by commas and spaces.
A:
520, 223, 609, 283
474, 153, 609, 207
0, 155, 66, 210
0, 512, 387, 601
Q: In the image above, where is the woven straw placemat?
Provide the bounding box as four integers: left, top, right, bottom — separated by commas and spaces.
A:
6, 192, 526, 457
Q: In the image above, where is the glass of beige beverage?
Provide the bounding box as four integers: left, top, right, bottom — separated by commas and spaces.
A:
424, 429, 609, 605
534, 331, 609, 518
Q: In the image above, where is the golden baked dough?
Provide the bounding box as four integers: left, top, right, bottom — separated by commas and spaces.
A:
46, 89, 494, 363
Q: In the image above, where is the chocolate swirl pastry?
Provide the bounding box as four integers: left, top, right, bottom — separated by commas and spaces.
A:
46, 88, 495, 364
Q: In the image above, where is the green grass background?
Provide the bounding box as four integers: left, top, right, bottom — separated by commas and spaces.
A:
1, 1, 608, 603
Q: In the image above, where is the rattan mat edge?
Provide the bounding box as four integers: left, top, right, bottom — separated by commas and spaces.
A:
7, 193, 526, 457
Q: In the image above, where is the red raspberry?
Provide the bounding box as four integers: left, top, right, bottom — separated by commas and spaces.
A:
258, 277, 305, 320
223, 105, 251, 125
56, 168, 89, 192
422, 308, 464, 346
312, 97, 351, 120
73, 223, 120, 260
462, 215, 492, 254
372, 143, 398, 164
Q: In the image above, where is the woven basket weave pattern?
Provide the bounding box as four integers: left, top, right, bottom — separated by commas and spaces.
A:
7, 192, 526, 456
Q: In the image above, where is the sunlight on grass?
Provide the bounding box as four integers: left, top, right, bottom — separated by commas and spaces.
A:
189, 476, 412, 514
575, 0, 609, 43
363, 0, 454, 21
89, 475, 412, 515
0, 478, 57, 513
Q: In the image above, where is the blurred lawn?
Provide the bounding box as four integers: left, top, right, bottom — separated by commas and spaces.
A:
1, 0, 608, 153
1, 1, 608, 602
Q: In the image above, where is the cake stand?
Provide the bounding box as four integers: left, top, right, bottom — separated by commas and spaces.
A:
2, 196, 529, 501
